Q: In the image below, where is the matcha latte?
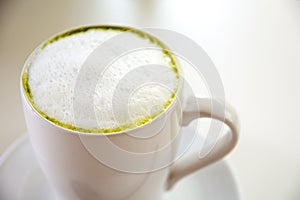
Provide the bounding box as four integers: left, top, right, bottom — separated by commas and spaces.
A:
22, 26, 179, 133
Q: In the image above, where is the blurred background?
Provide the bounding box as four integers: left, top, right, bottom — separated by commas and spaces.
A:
0, 0, 299, 199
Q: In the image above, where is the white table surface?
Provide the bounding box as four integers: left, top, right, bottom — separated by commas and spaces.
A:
0, 0, 299, 199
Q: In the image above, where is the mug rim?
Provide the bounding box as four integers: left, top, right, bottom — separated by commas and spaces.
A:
20, 24, 183, 136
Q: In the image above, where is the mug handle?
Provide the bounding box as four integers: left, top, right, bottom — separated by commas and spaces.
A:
166, 97, 240, 189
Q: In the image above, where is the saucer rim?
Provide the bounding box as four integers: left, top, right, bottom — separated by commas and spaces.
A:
0, 134, 27, 167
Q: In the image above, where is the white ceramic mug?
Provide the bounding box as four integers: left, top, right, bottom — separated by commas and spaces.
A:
21, 26, 240, 200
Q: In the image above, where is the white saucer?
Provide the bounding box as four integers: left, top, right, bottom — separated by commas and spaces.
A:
0, 127, 241, 200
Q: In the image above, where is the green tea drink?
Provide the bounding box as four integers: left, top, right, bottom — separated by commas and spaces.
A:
22, 26, 179, 133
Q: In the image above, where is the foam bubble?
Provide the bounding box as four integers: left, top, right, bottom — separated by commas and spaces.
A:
27, 28, 179, 132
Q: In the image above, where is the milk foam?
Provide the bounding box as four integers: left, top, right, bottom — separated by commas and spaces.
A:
26, 28, 179, 132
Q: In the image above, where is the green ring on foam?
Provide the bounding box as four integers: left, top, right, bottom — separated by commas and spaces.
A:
22, 25, 180, 134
